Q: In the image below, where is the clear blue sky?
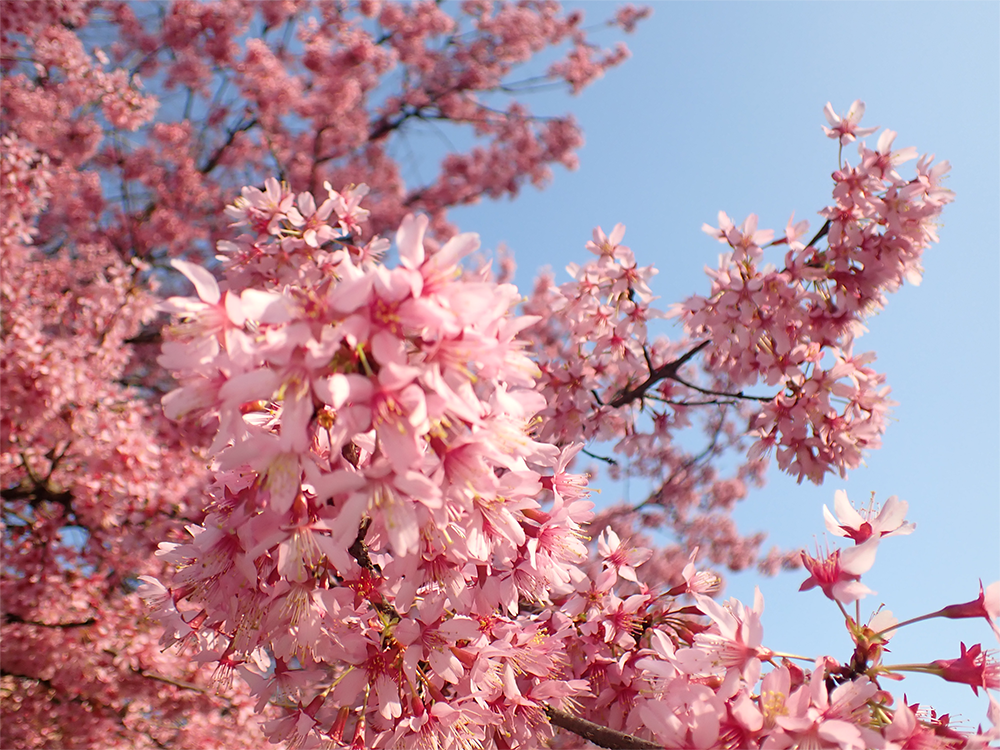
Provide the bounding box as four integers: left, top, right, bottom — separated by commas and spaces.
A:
443, 1, 1000, 728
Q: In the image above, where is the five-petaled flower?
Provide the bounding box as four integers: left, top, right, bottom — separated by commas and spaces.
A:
822, 490, 915, 544
799, 536, 879, 603
822, 99, 878, 145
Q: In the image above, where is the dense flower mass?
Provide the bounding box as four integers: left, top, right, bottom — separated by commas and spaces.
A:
668, 116, 954, 485
145, 107, 996, 745
2, 1, 995, 746
0, 1, 647, 746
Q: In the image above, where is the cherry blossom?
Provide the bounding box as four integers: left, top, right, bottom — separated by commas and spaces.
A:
1, 2, 647, 746
799, 537, 880, 603
823, 99, 879, 145
928, 643, 1000, 696
823, 489, 916, 543
5, 7, 993, 745
934, 580, 1000, 640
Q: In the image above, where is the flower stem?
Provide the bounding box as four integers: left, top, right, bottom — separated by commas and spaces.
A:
767, 650, 814, 662
871, 611, 941, 639
875, 663, 935, 676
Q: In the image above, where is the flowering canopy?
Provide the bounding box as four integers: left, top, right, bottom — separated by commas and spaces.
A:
0, 1, 646, 746
142, 106, 997, 748
2, 2, 997, 748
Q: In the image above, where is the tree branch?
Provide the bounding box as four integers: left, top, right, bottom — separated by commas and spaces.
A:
805, 218, 831, 249
198, 116, 258, 175
1, 481, 74, 513
545, 707, 662, 750
666, 371, 775, 403
4, 613, 97, 629
607, 340, 710, 408
134, 668, 206, 694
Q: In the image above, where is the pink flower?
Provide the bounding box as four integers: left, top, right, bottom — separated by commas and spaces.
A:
585, 223, 627, 259
596, 527, 651, 585
930, 642, 1000, 696
225, 176, 295, 235
324, 181, 371, 237
822, 490, 915, 544
666, 546, 722, 596
799, 536, 879, 603
285, 190, 337, 248
540, 443, 591, 502
822, 100, 878, 145
692, 586, 772, 684
702, 211, 773, 262
861, 129, 919, 181
933, 580, 1000, 641
260, 695, 323, 749
772, 661, 881, 750
881, 700, 953, 749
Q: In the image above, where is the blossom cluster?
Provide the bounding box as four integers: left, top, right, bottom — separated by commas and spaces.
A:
516, 103, 952, 583
147, 177, 603, 748
0, 3, 648, 745
149, 146, 996, 747
522, 221, 773, 574
2, 5, 988, 741
672, 103, 954, 484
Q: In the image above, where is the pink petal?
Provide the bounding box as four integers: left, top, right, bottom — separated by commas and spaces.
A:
219, 367, 280, 407
874, 495, 909, 533
313, 373, 352, 408
396, 213, 428, 268
840, 535, 879, 576
240, 289, 291, 323
833, 489, 864, 528
171, 259, 220, 304
435, 231, 480, 267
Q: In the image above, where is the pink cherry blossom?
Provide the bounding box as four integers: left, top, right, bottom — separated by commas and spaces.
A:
597, 528, 652, 585
799, 536, 880, 603
934, 580, 1000, 641
823, 489, 915, 543
6, 11, 986, 744
822, 99, 879, 145
692, 587, 772, 684
930, 643, 1000, 696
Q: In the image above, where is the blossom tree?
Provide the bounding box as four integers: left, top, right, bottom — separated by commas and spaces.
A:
137, 101, 999, 747
2, 2, 997, 750
1, 1, 646, 746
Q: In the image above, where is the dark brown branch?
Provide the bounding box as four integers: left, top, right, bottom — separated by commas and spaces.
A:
607, 340, 710, 409
199, 117, 258, 175
666, 372, 774, 403
347, 516, 376, 573
582, 448, 618, 466
1, 482, 74, 512
666, 371, 775, 403
632, 419, 727, 515
4, 613, 96, 629
125, 325, 164, 345
805, 218, 831, 249
646, 396, 741, 407
545, 707, 662, 750
346, 517, 403, 622
134, 668, 206, 694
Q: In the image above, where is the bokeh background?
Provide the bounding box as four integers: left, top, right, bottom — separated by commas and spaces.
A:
432, 1, 998, 727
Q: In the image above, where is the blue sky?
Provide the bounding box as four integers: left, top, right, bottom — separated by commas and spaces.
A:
444, 1, 1000, 728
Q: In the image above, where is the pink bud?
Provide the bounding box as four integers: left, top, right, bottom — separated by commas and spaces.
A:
930, 643, 1000, 696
